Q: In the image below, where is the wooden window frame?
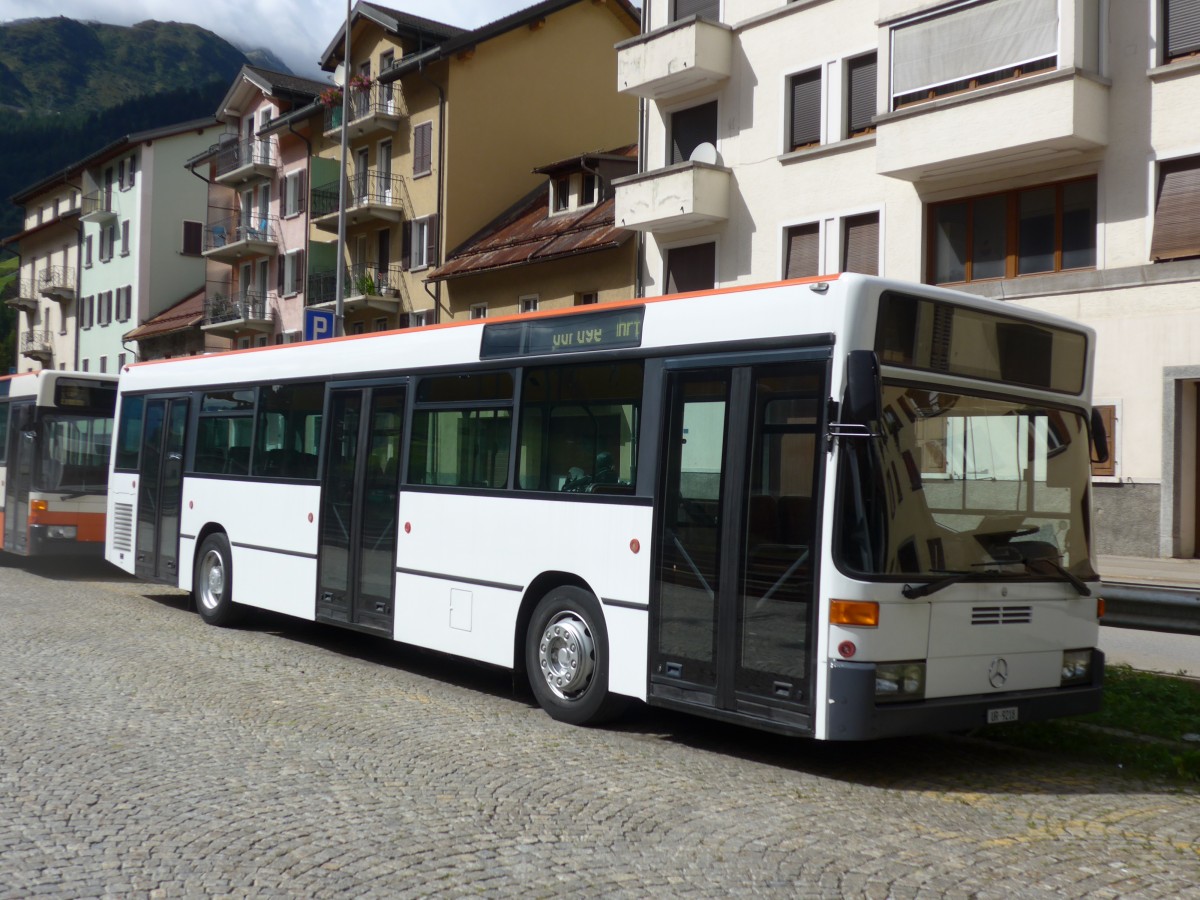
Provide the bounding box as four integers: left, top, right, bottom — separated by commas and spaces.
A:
926, 176, 1097, 285
1091, 403, 1117, 478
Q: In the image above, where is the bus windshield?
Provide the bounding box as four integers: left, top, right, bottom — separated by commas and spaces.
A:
837, 383, 1096, 583
36, 414, 114, 494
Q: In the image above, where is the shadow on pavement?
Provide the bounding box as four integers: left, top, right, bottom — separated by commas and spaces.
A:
3, 554, 139, 583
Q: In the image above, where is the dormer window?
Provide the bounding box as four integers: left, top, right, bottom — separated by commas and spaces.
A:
553, 176, 571, 213
581, 173, 598, 206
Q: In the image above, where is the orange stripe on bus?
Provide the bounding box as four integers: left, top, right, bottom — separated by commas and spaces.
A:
26, 510, 106, 542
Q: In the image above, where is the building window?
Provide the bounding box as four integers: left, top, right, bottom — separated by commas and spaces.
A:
374, 317, 388, 332
84, 235, 93, 268
670, 101, 717, 165
891, 0, 1058, 109
673, 0, 719, 21
118, 159, 126, 191
1150, 155, 1200, 261
471, 303, 489, 320
576, 292, 598, 306
350, 322, 366, 335
119, 286, 132, 322
99, 356, 107, 374
413, 121, 433, 177
1091, 404, 1117, 477
928, 177, 1097, 284
182, 220, 203, 256
408, 215, 436, 270
788, 69, 822, 151
238, 337, 252, 349
283, 249, 305, 295
120, 220, 130, 256
553, 176, 571, 213
666, 241, 716, 294
845, 53, 877, 138
842, 212, 879, 275
520, 294, 539, 313
784, 223, 819, 279
283, 170, 306, 217
81, 359, 89, 372
1165, 0, 1200, 62
581, 173, 598, 206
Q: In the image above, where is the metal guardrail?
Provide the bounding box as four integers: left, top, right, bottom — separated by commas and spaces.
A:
1099, 583, 1200, 636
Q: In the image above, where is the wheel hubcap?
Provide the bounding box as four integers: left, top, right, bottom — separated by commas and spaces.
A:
538, 612, 595, 700
200, 550, 224, 611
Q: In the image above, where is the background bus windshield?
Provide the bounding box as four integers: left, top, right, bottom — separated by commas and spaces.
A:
36, 414, 113, 494
837, 384, 1095, 581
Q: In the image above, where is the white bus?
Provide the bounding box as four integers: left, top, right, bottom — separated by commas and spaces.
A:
1, 370, 117, 558
105, 274, 1107, 740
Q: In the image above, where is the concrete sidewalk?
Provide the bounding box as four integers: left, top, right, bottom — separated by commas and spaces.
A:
1098, 554, 1200, 589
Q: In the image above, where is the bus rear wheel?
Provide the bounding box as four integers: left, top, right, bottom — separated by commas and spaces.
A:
194, 533, 243, 627
526, 587, 625, 726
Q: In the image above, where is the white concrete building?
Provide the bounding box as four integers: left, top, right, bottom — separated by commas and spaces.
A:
614, 0, 1200, 560
77, 118, 223, 375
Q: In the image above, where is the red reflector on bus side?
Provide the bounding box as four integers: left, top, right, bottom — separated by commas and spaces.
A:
831, 600, 879, 627
1096, 597, 1105, 619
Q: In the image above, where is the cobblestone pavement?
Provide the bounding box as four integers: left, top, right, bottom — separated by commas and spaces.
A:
2, 558, 1198, 899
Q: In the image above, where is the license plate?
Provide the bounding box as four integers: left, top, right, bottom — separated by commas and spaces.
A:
987, 706, 1019, 724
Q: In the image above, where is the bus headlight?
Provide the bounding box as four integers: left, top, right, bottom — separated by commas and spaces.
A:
875, 662, 926, 702
1061, 649, 1092, 686
45, 525, 78, 540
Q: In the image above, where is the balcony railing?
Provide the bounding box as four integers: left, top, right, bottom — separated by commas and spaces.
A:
3, 280, 38, 312
21, 330, 54, 361
307, 262, 406, 308
202, 288, 275, 332
214, 136, 278, 185
323, 83, 404, 136
38, 265, 76, 301
202, 213, 281, 261
312, 170, 407, 230
80, 189, 117, 223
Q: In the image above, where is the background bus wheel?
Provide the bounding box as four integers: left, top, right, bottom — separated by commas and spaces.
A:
526, 587, 625, 726
194, 533, 243, 627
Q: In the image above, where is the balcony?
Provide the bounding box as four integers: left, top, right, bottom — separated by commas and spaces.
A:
312, 170, 407, 232
616, 17, 733, 101
201, 288, 275, 336
38, 266, 76, 303
214, 137, 278, 186
323, 83, 403, 139
307, 263, 406, 314
613, 161, 731, 233
3, 281, 38, 313
80, 190, 117, 224
202, 214, 280, 263
20, 330, 53, 363
876, 69, 1109, 183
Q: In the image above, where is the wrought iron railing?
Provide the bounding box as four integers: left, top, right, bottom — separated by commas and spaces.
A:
214, 136, 278, 179
311, 170, 406, 219
204, 213, 281, 252
81, 190, 115, 217
21, 330, 54, 356
307, 262, 406, 306
323, 83, 404, 132
38, 265, 76, 293
204, 289, 275, 325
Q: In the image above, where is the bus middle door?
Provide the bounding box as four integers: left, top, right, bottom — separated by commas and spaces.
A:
317, 384, 406, 635
651, 354, 828, 732
3, 403, 35, 555
135, 396, 190, 583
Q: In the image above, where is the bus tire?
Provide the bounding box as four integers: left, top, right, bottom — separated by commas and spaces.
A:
526, 586, 625, 726
193, 533, 244, 627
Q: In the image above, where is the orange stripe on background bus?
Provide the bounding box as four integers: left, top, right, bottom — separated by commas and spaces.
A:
27, 510, 106, 542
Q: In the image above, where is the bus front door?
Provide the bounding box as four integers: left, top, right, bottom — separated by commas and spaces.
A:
135, 397, 190, 582
317, 385, 406, 635
3, 403, 35, 555
652, 358, 826, 732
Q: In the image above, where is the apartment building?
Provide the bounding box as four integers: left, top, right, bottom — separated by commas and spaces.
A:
614, 0, 1200, 560
77, 118, 223, 374
186, 67, 329, 351
311, 0, 640, 332
2, 175, 83, 372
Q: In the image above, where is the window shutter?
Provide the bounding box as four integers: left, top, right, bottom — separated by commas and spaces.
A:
415, 122, 432, 175
299, 170, 307, 214
425, 214, 438, 266
790, 69, 822, 150
666, 242, 716, 294
674, 0, 719, 21
842, 212, 880, 275
298, 250, 305, 293
124, 286, 132, 321
401, 220, 412, 270
118, 160, 126, 189
1091, 404, 1116, 477
847, 53, 877, 136
1168, 0, 1200, 59
670, 101, 718, 165
128, 154, 137, 188
1150, 156, 1200, 261
278, 256, 285, 295
785, 223, 819, 279
121, 220, 130, 255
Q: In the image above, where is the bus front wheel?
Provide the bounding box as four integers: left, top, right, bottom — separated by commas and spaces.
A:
526, 587, 625, 726
194, 533, 243, 627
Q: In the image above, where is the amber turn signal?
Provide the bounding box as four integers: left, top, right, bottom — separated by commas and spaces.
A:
830, 599, 879, 627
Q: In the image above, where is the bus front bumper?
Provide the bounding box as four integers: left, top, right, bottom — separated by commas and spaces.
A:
826, 650, 1105, 741
27, 525, 106, 558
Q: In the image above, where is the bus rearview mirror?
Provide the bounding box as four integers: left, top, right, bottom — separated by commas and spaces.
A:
844, 351, 882, 426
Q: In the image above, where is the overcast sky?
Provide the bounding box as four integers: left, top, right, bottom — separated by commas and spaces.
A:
1, 1, 576, 80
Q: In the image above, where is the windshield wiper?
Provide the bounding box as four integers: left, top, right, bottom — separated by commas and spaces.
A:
902, 570, 974, 599
1023, 557, 1091, 596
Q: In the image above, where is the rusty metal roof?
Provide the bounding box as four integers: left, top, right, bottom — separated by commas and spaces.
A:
124, 287, 205, 341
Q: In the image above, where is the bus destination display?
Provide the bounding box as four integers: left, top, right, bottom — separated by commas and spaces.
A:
480, 307, 645, 359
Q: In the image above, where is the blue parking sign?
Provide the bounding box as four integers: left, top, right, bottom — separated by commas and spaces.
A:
305, 308, 335, 342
